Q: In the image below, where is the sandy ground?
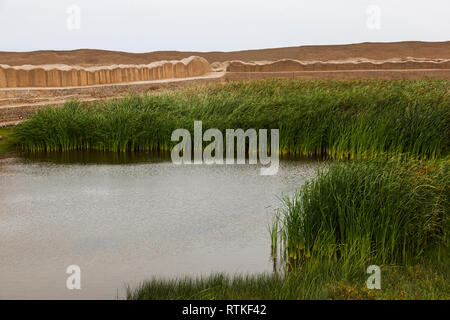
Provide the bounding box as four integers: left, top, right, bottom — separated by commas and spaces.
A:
1, 41, 449, 66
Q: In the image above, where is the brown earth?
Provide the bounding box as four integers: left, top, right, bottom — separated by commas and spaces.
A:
1, 41, 449, 66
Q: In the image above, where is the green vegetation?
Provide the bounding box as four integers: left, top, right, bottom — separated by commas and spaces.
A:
271, 160, 449, 267
127, 264, 450, 300
14, 79, 449, 159
0, 127, 16, 155
8, 79, 450, 299
128, 159, 449, 300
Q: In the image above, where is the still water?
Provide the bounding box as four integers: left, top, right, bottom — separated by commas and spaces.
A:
0, 152, 318, 299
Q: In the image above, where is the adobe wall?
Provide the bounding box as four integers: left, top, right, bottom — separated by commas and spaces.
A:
226, 59, 450, 72
0, 56, 211, 88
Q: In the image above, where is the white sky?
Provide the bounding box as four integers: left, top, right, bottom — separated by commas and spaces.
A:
0, 0, 448, 52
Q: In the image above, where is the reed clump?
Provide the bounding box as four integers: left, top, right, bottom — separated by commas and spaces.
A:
14, 79, 449, 159
270, 159, 449, 269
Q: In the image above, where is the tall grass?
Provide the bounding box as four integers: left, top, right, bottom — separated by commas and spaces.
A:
271, 159, 449, 269
127, 263, 450, 300
127, 159, 449, 300
0, 127, 16, 155
14, 79, 449, 159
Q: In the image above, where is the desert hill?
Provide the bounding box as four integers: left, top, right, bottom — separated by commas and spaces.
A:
1, 41, 449, 67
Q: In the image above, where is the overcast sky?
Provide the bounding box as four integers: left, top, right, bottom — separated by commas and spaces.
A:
0, 0, 448, 52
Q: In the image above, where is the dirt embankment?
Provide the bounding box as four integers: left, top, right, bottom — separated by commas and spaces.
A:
225, 58, 450, 72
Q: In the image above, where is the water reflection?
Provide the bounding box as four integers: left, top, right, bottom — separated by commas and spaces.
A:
20, 150, 172, 164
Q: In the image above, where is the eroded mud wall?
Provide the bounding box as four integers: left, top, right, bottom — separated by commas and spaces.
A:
226, 59, 450, 72
0, 56, 211, 88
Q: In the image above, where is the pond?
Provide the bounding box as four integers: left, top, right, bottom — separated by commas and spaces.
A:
0, 152, 318, 299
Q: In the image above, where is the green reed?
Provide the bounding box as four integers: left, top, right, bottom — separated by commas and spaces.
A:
271, 159, 449, 269
14, 79, 449, 159
126, 262, 450, 300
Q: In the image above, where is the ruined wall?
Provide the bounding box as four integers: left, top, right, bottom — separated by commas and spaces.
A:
0, 56, 211, 88
226, 58, 450, 72
225, 69, 450, 81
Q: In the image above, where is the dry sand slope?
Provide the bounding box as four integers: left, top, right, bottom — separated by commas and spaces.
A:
0, 41, 449, 125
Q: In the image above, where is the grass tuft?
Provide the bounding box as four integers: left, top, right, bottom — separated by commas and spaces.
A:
0, 127, 16, 155
271, 159, 449, 268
